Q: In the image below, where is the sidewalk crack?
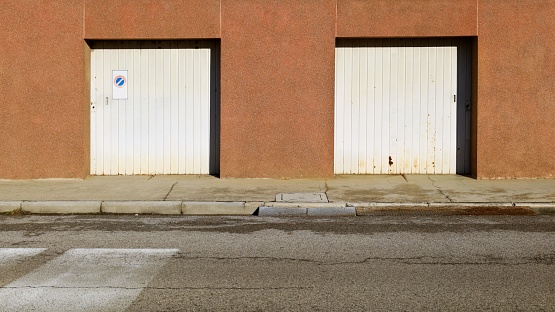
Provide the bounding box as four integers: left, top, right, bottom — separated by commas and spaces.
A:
323, 180, 329, 202
428, 175, 453, 202
164, 182, 178, 201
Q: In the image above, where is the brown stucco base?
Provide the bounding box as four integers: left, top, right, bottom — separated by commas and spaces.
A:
476, 1, 555, 179
219, 0, 336, 178
0, 1, 86, 179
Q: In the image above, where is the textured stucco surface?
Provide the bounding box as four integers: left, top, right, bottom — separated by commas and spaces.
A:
2, 1, 555, 179
85, 0, 221, 39
337, 0, 478, 37
0, 0, 86, 178
476, 1, 555, 178
220, 0, 336, 178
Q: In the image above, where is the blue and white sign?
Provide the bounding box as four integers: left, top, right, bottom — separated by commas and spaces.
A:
112, 70, 128, 100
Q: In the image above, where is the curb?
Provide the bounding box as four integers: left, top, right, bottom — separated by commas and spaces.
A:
263, 202, 347, 208
515, 203, 555, 215
182, 202, 261, 215
0, 201, 261, 215
0, 201, 554, 216
102, 201, 182, 215
353, 202, 555, 216
257, 206, 356, 217
21, 201, 101, 214
0, 201, 22, 213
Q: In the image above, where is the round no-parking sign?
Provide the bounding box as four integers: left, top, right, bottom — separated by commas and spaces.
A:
114, 75, 126, 88
112, 70, 128, 100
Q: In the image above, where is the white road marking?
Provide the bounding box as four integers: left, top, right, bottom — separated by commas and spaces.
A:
0, 248, 179, 312
0, 248, 47, 264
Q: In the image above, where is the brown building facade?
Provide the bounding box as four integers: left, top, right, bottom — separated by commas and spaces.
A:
1, 0, 554, 179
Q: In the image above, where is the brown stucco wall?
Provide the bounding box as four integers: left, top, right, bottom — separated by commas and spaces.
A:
0, 0, 86, 179
476, 1, 555, 178
337, 0, 478, 37
84, 0, 220, 39
219, 0, 336, 178
2, 1, 555, 179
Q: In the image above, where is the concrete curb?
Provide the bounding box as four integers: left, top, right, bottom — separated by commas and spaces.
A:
263, 202, 347, 208
257, 206, 356, 217
21, 201, 101, 214
0, 201, 22, 213
514, 203, 555, 215
102, 201, 182, 214
258, 207, 307, 216
349, 202, 429, 209
1, 201, 554, 216
307, 207, 356, 216
353, 202, 555, 216
182, 202, 261, 215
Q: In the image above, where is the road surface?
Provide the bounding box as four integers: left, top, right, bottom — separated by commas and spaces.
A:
0, 214, 554, 311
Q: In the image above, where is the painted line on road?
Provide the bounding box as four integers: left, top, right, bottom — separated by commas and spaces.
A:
0, 248, 47, 264
0, 248, 179, 312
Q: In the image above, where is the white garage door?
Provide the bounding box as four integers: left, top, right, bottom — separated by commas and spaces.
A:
90, 41, 219, 175
335, 38, 470, 174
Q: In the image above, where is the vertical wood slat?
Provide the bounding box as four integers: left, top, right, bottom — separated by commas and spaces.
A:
177, 42, 186, 173
358, 40, 368, 174
335, 39, 465, 175
162, 41, 172, 174
131, 41, 141, 175
169, 42, 179, 174
185, 41, 195, 174
90, 40, 216, 175
154, 42, 164, 174
109, 45, 119, 175
139, 42, 149, 175
123, 41, 134, 175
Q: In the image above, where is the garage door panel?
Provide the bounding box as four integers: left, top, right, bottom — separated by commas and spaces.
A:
404, 47, 415, 174
139, 47, 149, 175
122, 43, 134, 175
131, 44, 142, 175
177, 46, 187, 173
90, 40, 218, 175
335, 39, 469, 175
169, 44, 179, 174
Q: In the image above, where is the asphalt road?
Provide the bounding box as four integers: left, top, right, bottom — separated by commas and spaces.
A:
0, 214, 554, 311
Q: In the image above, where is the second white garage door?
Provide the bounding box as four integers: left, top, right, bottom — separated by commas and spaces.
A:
335, 38, 471, 174
90, 40, 219, 175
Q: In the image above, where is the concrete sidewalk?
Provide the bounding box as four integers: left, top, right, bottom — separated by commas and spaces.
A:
1, 175, 555, 216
